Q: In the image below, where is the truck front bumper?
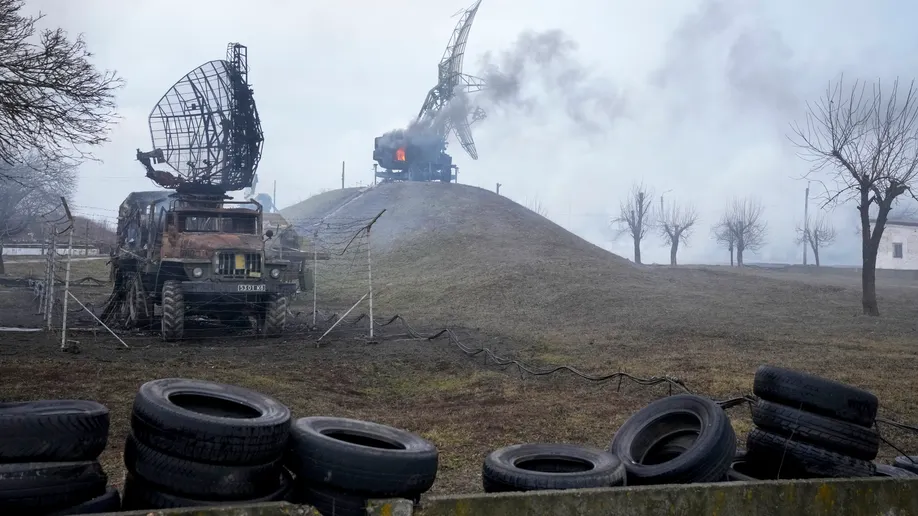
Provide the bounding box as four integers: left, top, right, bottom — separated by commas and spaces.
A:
180, 281, 298, 296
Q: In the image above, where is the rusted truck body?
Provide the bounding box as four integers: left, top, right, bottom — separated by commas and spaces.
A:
110, 191, 296, 341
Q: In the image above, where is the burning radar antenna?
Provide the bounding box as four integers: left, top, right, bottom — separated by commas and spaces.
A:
373, 0, 486, 183
137, 43, 264, 195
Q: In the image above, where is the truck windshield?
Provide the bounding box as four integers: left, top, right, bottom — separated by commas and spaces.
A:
179, 214, 257, 234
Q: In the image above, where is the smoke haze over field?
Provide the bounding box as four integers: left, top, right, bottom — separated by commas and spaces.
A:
26, 0, 918, 265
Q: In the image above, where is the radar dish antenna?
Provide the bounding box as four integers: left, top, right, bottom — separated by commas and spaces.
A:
416, 0, 485, 160
137, 42, 264, 194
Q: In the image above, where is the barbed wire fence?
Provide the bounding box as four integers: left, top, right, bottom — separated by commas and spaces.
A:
0, 203, 387, 347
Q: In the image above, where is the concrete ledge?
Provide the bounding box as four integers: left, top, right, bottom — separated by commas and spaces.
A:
99, 501, 317, 516
415, 477, 918, 516
91, 478, 918, 515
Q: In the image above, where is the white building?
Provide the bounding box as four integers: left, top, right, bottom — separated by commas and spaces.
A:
875, 219, 918, 270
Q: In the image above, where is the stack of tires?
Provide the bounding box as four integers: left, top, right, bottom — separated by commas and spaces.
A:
121, 378, 294, 509
0, 400, 120, 515
745, 365, 879, 479
286, 417, 439, 516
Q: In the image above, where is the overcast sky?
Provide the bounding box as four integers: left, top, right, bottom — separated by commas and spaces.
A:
24, 0, 918, 265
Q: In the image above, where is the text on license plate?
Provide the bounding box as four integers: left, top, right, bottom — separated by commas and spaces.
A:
237, 284, 266, 292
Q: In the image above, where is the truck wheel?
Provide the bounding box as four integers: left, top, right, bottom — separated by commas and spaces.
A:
262, 295, 287, 338
161, 280, 184, 342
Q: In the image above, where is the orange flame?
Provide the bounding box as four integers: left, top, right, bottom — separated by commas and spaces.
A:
395, 147, 406, 161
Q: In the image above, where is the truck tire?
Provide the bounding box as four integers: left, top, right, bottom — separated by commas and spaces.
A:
161, 280, 184, 342
753, 365, 878, 427
262, 295, 287, 338
0, 400, 109, 462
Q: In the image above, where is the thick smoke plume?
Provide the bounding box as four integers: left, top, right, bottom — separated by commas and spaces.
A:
377, 29, 628, 155
474, 29, 628, 133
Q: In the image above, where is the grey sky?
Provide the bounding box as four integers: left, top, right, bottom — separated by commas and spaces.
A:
24, 0, 918, 265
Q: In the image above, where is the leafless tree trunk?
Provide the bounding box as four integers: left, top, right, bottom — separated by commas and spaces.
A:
0, 0, 123, 173
790, 76, 918, 316
796, 215, 837, 267
713, 223, 735, 265
714, 197, 767, 266
657, 200, 698, 265
0, 158, 75, 273
612, 183, 654, 264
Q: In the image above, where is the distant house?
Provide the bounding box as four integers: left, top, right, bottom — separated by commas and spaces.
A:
875, 219, 918, 270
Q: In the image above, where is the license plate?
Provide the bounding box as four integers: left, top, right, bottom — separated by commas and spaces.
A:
237, 284, 265, 292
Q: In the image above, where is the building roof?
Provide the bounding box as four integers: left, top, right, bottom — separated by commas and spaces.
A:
871, 218, 918, 228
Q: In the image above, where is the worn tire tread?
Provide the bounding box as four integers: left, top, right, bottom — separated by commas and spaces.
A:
751, 399, 879, 460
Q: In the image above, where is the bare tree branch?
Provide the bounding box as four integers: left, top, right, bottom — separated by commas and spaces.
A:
611, 182, 654, 264
713, 197, 767, 267
524, 196, 549, 218
0, 0, 124, 174
657, 199, 698, 265
795, 214, 837, 267
789, 75, 918, 315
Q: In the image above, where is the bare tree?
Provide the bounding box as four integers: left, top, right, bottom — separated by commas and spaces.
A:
657, 200, 698, 265
713, 197, 767, 266
0, 0, 123, 175
790, 76, 918, 316
713, 223, 736, 266
612, 183, 654, 264
795, 215, 837, 267
0, 158, 75, 273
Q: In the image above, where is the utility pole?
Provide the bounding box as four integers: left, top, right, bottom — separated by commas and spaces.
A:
341, 161, 345, 189
84, 218, 90, 256
273, 180, 277, 212
803, 182, 810, 266
496, 183, 501, 195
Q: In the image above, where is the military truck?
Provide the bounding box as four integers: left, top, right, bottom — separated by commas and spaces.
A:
109, 191, 295, 341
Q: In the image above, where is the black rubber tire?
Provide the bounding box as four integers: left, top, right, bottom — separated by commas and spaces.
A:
295, 483, 367, 516
287, 416, 438, 497
609, 394, 736, 485
121, 469, 292, 510
0, 461, 107, 514
123, 432, 284, 500
875, 463, 918, 478
753, 365, 878, 427
0, 400, 109, 462
160, 280, 184, 342
482, 443, 625, 493
129, 275, 151, 328
49, 487, 121, 515
261, 294, 287, 338
725, 457, 758, 482
893, 456, 918, 474
130, 378, 291, 466
746, 428, 875, 478
751, 398, 879, 460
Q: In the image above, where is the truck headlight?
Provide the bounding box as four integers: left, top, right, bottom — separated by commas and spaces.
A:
270, 268, 280, 279
192, 267, 203, 278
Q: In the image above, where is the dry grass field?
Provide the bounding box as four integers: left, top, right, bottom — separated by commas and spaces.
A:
0, 182, 916, 496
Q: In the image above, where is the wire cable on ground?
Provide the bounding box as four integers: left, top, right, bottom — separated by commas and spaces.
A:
319, 311, 918, 440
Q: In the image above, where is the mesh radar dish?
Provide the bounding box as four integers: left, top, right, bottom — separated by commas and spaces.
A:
137, 43, 263, 194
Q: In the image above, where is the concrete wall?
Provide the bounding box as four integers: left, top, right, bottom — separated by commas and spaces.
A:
877, 224, 918, 270
97, 478, 918, 516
